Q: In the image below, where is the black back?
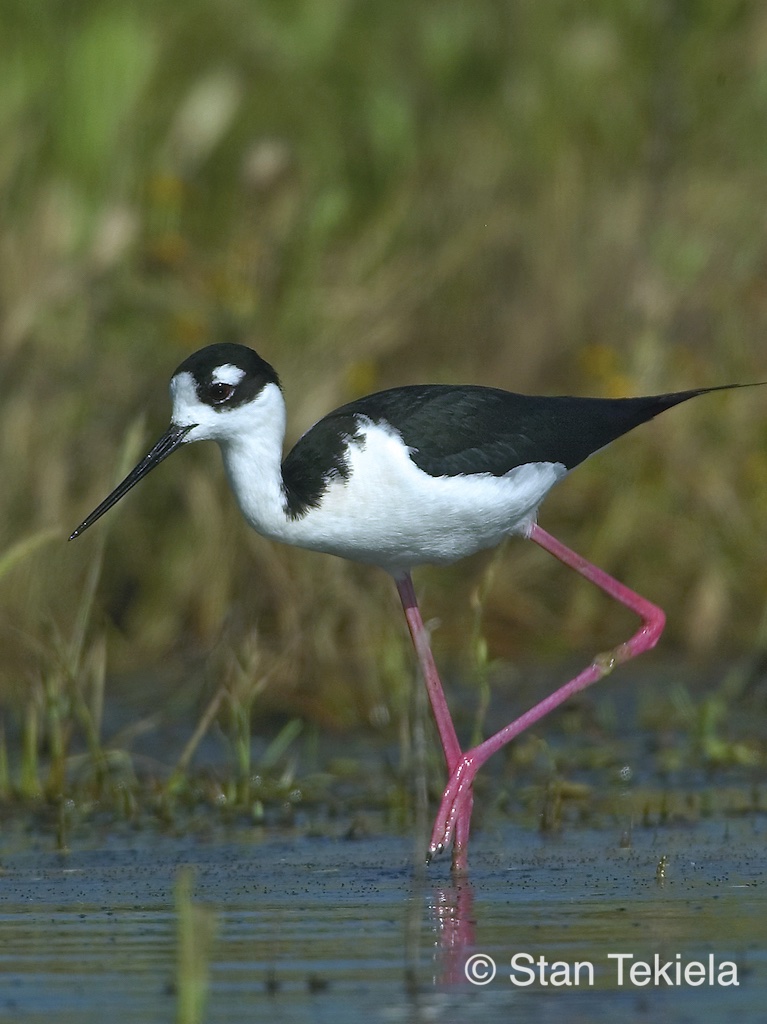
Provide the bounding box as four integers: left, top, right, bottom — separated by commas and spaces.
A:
281, 382, 737, 515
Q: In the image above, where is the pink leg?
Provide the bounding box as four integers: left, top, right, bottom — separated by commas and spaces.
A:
428, 523, 667, 859
395, 573, 472, 872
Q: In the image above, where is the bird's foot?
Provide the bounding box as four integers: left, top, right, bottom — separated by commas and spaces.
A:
427, 754, 477, 862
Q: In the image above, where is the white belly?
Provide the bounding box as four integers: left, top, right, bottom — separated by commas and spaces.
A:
277, 426, 567, 572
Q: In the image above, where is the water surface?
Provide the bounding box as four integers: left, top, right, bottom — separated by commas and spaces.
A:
1, 817, 763, 1023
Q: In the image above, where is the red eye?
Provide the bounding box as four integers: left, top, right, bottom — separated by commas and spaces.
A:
207, 382, 236, 404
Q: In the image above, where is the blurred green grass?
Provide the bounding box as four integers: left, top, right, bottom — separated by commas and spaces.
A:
1, 0, 767, 755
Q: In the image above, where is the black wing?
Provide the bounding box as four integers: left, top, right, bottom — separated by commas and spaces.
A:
282, 382, 740, 513
324, 384, 735, 474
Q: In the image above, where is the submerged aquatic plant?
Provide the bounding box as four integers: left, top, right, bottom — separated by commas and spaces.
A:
175, 868, 218, 1024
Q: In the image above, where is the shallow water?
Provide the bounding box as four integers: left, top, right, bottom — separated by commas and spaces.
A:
2, 655, 765, 1022
1, 817, 764, 1024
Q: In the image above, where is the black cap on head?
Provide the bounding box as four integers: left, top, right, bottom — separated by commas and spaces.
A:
174, 343, 281, 409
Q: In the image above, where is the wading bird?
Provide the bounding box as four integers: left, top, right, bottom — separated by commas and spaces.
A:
71, 344, 754, 872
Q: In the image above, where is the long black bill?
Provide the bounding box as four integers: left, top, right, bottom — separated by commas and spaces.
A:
69, 423, 195, 540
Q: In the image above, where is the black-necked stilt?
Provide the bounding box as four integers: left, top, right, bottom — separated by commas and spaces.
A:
71, 343, 755, 872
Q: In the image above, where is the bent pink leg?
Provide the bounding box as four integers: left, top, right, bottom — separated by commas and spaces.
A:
428, 523, 666, 858
395, 572, 472, 872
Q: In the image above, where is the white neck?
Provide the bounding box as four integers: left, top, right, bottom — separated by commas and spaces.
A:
216, 382, 293, 542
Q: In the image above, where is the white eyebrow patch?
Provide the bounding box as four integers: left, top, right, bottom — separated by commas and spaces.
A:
212, 364, 246, 386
